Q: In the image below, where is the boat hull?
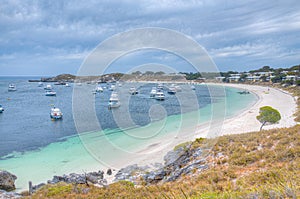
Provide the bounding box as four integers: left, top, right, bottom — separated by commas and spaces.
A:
50, 115, 63, 120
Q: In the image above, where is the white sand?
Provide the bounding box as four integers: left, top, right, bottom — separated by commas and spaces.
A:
119, 83, 298, 170
218, 83, 297, 135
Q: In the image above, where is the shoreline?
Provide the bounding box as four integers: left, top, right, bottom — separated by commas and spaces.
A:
1, 83, 298, 192
120, 83, 297, 168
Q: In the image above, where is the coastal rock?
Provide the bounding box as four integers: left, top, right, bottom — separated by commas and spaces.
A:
143, 146, 209, 184
107, 169, 112, 175
0, 190, 21, 199
144, 168, 166, 183
47, 171, 105, 185
32, 183, 46, 192
114, 164, 150, 182
0, 171, 17, 191
113, 145, 209, 185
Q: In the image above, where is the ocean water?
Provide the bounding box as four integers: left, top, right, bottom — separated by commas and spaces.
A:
0, 77, 257, 191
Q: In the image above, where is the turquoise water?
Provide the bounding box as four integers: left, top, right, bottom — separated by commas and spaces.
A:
0, 84, 257, 191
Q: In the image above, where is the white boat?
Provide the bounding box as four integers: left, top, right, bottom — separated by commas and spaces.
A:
0, 105, 4, 113
150, 87, 157, 98
8, 84, 17, 92
109, 85, 116, 91
44, 84, 52, 90
45, 90, 56, 96
129, 87, 138, 95
95, 86, 103, 92
167, 86, 176, 95
155, 91, 165, 100
108, 92, 121, 109
191, 85, 196, 90
38, 82, 44, 87
65, 83, 71, 87
50, 107, 63, 120
157, 83, 164, 90
175, 85, 182, 92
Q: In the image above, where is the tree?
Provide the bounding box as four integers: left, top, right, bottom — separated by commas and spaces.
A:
131, 71, 142, 76
154, 71, 165, 76
256, 106, 281, 131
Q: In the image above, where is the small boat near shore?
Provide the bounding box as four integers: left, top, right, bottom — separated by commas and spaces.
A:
38, 82, 43, 87
129, 87, 138, 95
44, 84, 52, 90
167, 86, 177, 95
8, 84, 17, 92
237, 90, 250, 94
54, 82, 66, 85
157, 83, 164, 90
155, 91, 165, 100
150, 87, 157, 98
108, 92, 120, 109
0, 105, 4, 113
45, 90, 56, 96
50, 107, 63, 120
95, 86, 103, 92
109, 85, 116, 91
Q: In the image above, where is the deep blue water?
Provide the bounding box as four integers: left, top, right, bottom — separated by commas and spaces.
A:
0, 77, 217, 157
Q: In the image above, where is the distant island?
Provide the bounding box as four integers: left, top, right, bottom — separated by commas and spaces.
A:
28, 64, 300, 86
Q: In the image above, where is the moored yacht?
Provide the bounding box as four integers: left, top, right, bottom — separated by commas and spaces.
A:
8, 84, 17, 92
44, 84, 52, 90
129, 87, 138, 95
150, 87, 157, 98
109, 85, 116, 91
108, 92, 121, 109
155, 91, 165, 100
45, 90, 56, 96
50, 107, 63, 120
167, 86, 176, 95
0, 105, 4, 113
157, 83, 164, 90
95, 86, 103, 92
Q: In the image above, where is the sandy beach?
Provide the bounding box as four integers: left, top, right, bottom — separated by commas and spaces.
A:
219, 83, 297, 135
124, 83, 298, 170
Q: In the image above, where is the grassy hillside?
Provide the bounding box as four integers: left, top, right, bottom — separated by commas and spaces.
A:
24, 124, 300, 199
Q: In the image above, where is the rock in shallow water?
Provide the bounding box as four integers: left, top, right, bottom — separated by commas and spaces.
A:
0, 171, 17, 192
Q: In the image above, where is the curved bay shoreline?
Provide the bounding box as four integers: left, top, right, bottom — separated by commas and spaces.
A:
1, 83, 297, 194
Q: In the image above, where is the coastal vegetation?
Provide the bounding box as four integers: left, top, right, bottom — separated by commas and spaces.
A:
256, 106, 281, 131
24, 123, 300, 198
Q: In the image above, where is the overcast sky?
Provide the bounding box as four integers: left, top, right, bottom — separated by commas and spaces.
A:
1, 0, 300, 76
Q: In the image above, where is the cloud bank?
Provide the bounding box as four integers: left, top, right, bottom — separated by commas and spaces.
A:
0, 0, 299, 75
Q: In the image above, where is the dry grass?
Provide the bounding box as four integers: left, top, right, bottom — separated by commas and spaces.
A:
25, 125, 300, 199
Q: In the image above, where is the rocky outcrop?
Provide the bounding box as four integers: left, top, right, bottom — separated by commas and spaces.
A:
0, 190, 21, 199
0, 171, 17, 192
114, 144, 210, 185
47, 171, 105, 186
114, 164, 150, 182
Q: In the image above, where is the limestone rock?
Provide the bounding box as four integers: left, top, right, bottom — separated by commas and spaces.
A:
0, 171, 17, 191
